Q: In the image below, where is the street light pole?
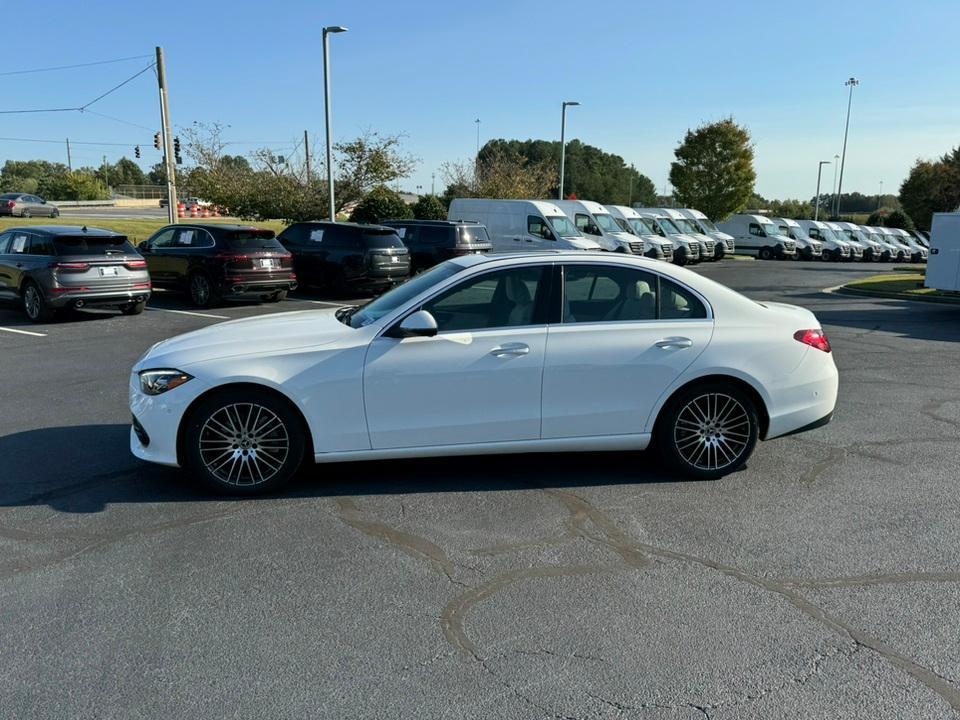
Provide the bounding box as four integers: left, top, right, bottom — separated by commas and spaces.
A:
323, 25, 348, 222
558, 100, 580, 200
814, 160, 830, 221
830, 153, 839, 217
474, 118, 480, 183
877, 180, 883, 210
835, 77, 859, 218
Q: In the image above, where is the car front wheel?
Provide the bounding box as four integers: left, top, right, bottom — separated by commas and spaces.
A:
657, 383, 759, 480
182, 389, 306, 494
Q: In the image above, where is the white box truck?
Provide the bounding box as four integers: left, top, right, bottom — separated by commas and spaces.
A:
604, 205, 675, 261
715, 214, 797, 259
552, 199, 641, 254
925, 212, 960, 291
679, 208, 735, 258
447, 199, 603, 252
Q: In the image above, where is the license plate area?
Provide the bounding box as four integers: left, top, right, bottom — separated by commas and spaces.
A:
260, 259, 278, 269
99, 266, 120, 276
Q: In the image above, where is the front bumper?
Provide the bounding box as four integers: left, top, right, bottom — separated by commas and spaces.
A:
129, 370, 210, 467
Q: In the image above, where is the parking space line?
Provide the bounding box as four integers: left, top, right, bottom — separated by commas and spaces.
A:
146, 308, 230, 320
0, 326, 47, 337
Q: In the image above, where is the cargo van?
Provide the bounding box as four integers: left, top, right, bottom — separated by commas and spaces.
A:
635, 208, 716, 261
860, 226, 900, 261
447, 199, 603, 252
889, 228, 927, 263
877, 227, 913, 262
795, 220, 853, 261
715, 214, 797, 259
834, 222, 882, 261
604, 205, 675, 261
825, 221, 865, 261
771, 217, 822, 259
636, 211, 701, 265
679, 208, 735, 258
552, 199, 641, 254
924, 212, 960, 291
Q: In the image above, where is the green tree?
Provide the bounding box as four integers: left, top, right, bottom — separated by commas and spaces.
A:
42, 171, 110, 200
413, 194, 447, 220
349, 186, 413, 224
97, 157, 148, 187
334, 131, 418, 212
669, 118, 756, 221
898, 157, 959, 230
866, 208, 893, 226
882, 208, 916, 231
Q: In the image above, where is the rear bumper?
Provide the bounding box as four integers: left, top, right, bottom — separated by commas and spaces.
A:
765, 355, 839, 440
219, 278, 297, 297
48, 287, 151, 308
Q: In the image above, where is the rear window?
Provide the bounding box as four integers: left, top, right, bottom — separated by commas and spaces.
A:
458, 225, 491, 245
362, 229, 405, 249
224, 230, 284, 250
52, 235, 136, 255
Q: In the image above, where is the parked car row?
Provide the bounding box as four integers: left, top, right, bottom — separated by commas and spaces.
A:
717, 214, 929, 263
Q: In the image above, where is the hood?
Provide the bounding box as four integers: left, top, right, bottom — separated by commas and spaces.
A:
136, 309, 350, 370
565, 236, 605, 250
710, 230, 735, 241
670, 233, 699, 246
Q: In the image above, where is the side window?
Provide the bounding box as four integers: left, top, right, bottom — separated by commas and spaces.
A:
392, 226, 408, 240
421, 266, 548, 332
327, 226, 361, 249
809, 228, 821, 239
150, 228, 177, 248
562, 265, 657, 324
306, 226, 326, 244
748, 223, 764, 237
0, 232, 12, 254
527, 216, 552, 240
659, 277, 707, 320
420, 227, 448, 245
174, 228, 214, 248
575, 214, 601, 236
9, 233, 29, 254
27, 235, 55, 255
278, 224, 305, 245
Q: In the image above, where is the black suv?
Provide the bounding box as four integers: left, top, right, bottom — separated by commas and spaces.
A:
139, 224, 296, 307
276, 221, 410, 295
381, 220, 492, 273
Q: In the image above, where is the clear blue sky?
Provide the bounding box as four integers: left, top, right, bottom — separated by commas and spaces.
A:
2, 0, 958, 201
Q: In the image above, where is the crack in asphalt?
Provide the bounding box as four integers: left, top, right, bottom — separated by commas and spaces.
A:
780, 571, 960, 589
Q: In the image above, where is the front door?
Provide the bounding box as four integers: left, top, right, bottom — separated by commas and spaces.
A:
0, 231, 33, 300
363, 265, 551, 448
141, 228, 179, 285
542, 263, 714, 439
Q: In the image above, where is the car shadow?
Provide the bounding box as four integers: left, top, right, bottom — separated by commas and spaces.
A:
0, 424, 688, 513
813, 302, 960, 343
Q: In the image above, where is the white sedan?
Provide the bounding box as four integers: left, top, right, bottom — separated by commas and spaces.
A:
130, 252, 838, 494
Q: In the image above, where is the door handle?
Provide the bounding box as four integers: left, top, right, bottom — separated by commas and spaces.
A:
655, 337, 693, 349
490, 343, 530, 357
16, 263, 23, 268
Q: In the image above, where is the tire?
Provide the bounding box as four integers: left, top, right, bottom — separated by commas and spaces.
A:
188, 272, 220, 308
50, 208, 60, 218
758, 247, 774, 260
182, 387, 306, 495
21, 210, 31, 219
656, 382, 760, 480
714, 245, 726, 261
121, 300, 146, 315
262, 290, 287, 303
22, 281, 55, 323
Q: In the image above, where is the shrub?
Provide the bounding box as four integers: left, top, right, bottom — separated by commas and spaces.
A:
412, 194, 447, 220
350, 186, 412, 224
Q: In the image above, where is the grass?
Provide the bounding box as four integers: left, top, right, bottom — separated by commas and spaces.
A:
0, 217, 287, 245
843, 272, 960, 302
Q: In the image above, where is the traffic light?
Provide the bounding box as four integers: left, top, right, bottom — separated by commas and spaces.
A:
173, 136, 182, 165
153, 132, 161, 150
134, 145, 141, 159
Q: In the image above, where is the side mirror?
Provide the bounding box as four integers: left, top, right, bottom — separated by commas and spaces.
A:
40, 199, 47, 204
139, 242, 152, 253
392, 310, 438, 338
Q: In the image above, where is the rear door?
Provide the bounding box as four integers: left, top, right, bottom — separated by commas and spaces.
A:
170, 227, 214, 281
542, 263, 714, 439
0, 232, 16, 299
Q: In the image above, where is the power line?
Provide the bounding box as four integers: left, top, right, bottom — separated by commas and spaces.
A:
0, 54, 154, 77
80, 109, 155, 132
0, 136, 143, 147
79, 63, 155, 110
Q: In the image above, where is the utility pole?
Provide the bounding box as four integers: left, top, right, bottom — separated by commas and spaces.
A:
303, 129, 311, 185
431, 172, 435, 195
474, 118, 481, 183
830, 153, 839, 217
66, 138, 72, 171
155, 46, 178, 224
814, 160, 830, 221
103, 155, 109, 190
835, 77, 859, 218
877, 180, 883, 210
558, 101, 580, 199
323, 26, 348, 222
628, 163, 635, 205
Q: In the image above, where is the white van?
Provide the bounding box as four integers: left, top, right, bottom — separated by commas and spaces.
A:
825, 221, 866, 261
878, 227, 914, 262
835, 221, 882, 261
925, 212, 960, 290
889, 228, 927, 263
552, 199, 641, 254
794, 220, 855, 261
635, 208, 716, 261
447, 199, 603, 252
715, 214, 797, 259
636, 211, 702, 265
771, 217, 822, 259
604, 205, 675, 261
679, 208, 735, 258
861, 226, 900, 261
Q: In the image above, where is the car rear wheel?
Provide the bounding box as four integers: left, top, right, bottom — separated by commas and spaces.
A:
262, 290, 287, 303
188, 272, 220, 308
21, 210, 31, 219
50, 208, 60, 218
22, 282, 55, 323
121, 300, 146, 315
182, 388, 306, 495
657, 382, 759, 480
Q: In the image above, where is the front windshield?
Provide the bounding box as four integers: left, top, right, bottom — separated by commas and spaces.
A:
629, 218, 658, 235
659, 218, 683, 234
614, 217, 632, 233
869, 232, 885, 244
548, 214, 580, 238
763, 223, 785, 236
671, 218, 699, 234
819, 226, 840, 242
349, 262, 461, 328
594, 213, 622, 233
697, 217, 718, 232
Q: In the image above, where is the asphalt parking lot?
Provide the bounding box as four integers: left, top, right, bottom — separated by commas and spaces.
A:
2, 260, 959, 719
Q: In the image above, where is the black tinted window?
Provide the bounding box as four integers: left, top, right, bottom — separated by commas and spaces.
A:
458, 226, 490, 245
422, 266, 549, 332
0, 232, 11, 253
149, 228, 177, 248
27, 235, 56, 255
418, 227, 449, 245
361, 229, 404, 249
173, 228, 215, 248
225, 230, 284, 250
563, 265, 657, 323
278, 224, 307, 245
659, 277, 707, 320
51, 235, 137, 255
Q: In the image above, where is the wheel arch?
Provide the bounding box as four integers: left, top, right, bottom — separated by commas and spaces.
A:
649, 373, 771, 441
175, 381, 315, 466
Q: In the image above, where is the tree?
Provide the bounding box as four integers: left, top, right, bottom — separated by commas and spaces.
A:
349, 186, 412, 224
413, 194, 447, 220
899, 157, 959, 230
334, 131, 418, 212
440, 146, 557, 201
42, 171, 110, 201
882, 208, 916, 232
669, 118, 756, 221
96, 157, 147, 187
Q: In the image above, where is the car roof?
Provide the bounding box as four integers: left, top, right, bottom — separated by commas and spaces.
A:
382, 219, 480, 226
287, 220, 397, 231
6, 225, 123, 237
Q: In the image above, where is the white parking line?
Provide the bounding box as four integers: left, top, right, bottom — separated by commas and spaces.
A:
0, 326, 47, 337
146, 308, 230, 320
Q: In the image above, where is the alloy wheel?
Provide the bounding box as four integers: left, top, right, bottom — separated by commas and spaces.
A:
190, 274, 210, 306
199, 403, 290, 486
24, 285, 41, 320
673, 392, 751, 471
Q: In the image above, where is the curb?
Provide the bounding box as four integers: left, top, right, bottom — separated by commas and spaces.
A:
831, 285, 960, 306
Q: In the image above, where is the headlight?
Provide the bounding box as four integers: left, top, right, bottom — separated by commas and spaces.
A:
139, 369, 193, 396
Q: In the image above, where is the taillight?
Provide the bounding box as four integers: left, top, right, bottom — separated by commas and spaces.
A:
49, 261, 90, 271
794, 328, 831, 353
125, 260, 148, 270
5, 201, 14, 209
215, 253, 253, 269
